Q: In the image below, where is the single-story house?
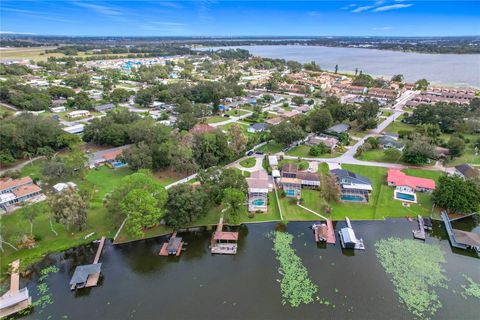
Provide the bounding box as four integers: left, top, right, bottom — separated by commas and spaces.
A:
67, 110, 90, 119
247, 123, 267, 133
50, 106, 66, 113
279, 177, 302, 197
296, 105, 311, 113
387, 169, 436, 203
87, 145, 130, 168
435, 147, 450, 158
94, 103, 115, 113
387, 169, 436, 192
265, 117, 283, 126
330, 169, 372, 202
246, 170, 270, 212
378, 136, 404, 150
102, 150, 127, 169
306, 136, 338, 152
454, 164, 479, 180
63, 124, 85, 134
326, 123, 350, 135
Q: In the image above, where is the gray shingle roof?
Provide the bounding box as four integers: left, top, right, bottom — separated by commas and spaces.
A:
330, 169, 372, 185
69, 263, 102, 286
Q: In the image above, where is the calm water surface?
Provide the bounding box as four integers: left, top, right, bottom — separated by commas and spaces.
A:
20, 219, 479, 320
206, 45, 480, 88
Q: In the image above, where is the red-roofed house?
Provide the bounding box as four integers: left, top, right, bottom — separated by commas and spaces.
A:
387, 169, 436, 203
387, 169, 436, 192
0, 177, 43, 209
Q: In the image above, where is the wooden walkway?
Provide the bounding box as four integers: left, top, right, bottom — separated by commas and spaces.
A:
326, 219, 336, 244
413, 215, 426, 240
0, 260, 32, 318
93, 236, 106, 264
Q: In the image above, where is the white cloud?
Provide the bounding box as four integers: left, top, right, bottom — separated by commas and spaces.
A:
352, 5, 376, 13
0, 31, 35, 35
73, 3, 123, 16
373, 3, 413, 12
373, 26, 393, 30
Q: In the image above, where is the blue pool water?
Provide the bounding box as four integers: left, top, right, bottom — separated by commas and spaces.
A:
396, 192, 415, 201
340, 194, 364, 202
112, 161, 126, 168
286, 189, 295, 196
252, 199, 265, 206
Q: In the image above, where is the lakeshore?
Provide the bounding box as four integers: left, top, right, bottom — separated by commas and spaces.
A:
13, 219, 480, 320
203, 45, 480, 88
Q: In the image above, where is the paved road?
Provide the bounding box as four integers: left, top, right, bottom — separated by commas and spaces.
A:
281, 90, 446, 171
0, 156, 45, 175
209, 111, 253, 127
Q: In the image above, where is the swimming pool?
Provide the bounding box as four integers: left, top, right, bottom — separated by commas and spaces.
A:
396, 192, 415, 202
286, 189, 295, 197
340, 194, 365, 202
252, 199, 265, 206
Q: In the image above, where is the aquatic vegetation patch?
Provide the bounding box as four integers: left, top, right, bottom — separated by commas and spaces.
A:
375, 238, 447, 319
461, 275, 480, 299
270, 231, 318, 307
33, 266, 60, 310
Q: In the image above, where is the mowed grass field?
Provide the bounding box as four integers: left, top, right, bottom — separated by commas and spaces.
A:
0, 47, 63, 61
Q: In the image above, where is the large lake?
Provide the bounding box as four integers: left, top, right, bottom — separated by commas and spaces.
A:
205, 45, 480, 88
18, 219, 480, 320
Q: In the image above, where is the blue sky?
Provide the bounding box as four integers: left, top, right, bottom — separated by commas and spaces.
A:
1, 1, 479, 37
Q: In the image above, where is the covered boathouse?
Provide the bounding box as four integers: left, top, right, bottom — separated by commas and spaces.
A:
211, 217, 239, 255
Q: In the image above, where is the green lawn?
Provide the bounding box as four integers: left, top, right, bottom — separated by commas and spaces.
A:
206, 116, 227, 124
225, 109, 249, 116
0, 166, 132, 275
279, 189, 327, 221
256, 141, 285, 154
286, 145, 343, 159
447, 146, 480, 166
356, 149, 403, 163
239, 157, 256, 168
276, 164, 441, 221
219, 122, 250, 135
384, 118, 415, 134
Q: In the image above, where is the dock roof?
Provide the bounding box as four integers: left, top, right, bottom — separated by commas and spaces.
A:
69, 263, 102, 286
213, 231, 239, 241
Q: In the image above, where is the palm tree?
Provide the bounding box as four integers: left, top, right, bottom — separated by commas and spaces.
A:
22, 151, 33, 166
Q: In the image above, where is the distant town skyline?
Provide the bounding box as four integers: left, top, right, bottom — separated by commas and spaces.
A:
1, 1, 479, 37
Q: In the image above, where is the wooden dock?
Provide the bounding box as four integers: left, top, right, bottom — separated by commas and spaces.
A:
69, 237, 106, 290
159, 232, 184, 256
211, 217, 238, 255
413, 215, 426, 240
0, 260, 32, 318
312, 219, 336, 244
326, 219, 336, 244
442, 212, 480, 255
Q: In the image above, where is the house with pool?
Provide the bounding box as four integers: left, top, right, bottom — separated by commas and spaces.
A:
330, 169, 373, 203
279, 163, 320, 198
246, 170, 270, 212
386, 169, 436, 203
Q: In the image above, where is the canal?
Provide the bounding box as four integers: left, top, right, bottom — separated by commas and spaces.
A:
19, 219, 479, 320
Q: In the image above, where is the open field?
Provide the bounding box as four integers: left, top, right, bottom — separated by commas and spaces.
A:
206, 115, 228, 123
0, 46, 62, 61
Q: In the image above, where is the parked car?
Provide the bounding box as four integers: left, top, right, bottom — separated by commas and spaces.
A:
246, 150, 254, 156
255, 151, 264, 155
223, 114, 230, 118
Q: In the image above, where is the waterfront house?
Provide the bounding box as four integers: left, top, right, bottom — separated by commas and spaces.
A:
247, 122, 267, 133
386, 169, 435, 203
330, 169, 372, 202
0, 177, 43, 210
454, 164, 479, 181
67, 110, 90, 119
246, 170, 270, 212
279, 163, 320, 197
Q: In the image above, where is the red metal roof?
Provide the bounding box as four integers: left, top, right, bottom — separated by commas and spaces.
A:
0, 177, 33, 192
213, 231, 239, 241
387, 169, 436, 190
102, 149, 124, 161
